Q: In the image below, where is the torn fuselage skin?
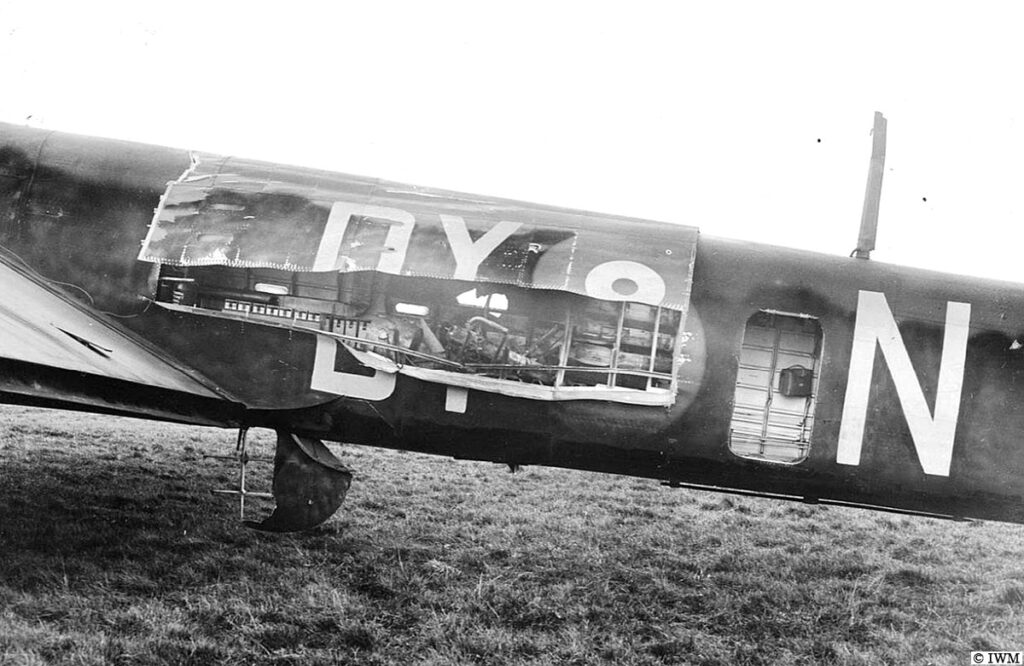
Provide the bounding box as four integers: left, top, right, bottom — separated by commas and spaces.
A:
3, 123, 1024, 530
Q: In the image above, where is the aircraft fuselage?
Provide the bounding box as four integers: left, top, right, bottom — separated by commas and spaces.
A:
2, 123, 1022, 524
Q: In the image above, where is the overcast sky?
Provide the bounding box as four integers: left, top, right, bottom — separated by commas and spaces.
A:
2, 2, 1022, 282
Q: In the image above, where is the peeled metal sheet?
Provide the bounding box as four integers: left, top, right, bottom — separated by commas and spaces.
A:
139, 154, 698, 311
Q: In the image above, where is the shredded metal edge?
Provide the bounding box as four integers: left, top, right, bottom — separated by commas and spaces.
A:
137, 151, 203, 263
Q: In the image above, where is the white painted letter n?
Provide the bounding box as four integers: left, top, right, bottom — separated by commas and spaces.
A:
836, 291, 970, 477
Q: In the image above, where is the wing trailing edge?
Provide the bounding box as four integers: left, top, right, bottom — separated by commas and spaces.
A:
0, 249, 240, 425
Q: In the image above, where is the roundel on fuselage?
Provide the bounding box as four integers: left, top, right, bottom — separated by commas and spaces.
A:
584, 260, 667, 305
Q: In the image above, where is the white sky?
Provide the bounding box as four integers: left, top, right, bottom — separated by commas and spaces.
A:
2, 2, 1022, 282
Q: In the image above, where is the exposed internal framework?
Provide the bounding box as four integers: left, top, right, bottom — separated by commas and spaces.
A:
730, 311, 822, 463
154, 267, 685, 403
140, 153, 699, 405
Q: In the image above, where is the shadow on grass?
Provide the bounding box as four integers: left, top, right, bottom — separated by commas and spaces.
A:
0, 435, 362, 596
4, 409, 1024, 665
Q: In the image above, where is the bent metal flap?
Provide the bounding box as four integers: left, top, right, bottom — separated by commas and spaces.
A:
139, 154, 697, 311
138, 153, 699, 406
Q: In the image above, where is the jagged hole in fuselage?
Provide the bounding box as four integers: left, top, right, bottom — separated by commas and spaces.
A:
153, 266, 685, 398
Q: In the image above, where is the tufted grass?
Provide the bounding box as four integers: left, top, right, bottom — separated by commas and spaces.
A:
1, 405, 1023, 665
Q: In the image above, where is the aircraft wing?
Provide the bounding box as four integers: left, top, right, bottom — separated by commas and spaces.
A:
0, 250, 239, 426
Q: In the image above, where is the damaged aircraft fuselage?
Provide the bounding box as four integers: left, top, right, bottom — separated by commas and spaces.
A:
2, 122, 1024, 528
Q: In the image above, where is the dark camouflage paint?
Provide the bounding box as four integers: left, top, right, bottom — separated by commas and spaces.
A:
2, 123, 1023, 523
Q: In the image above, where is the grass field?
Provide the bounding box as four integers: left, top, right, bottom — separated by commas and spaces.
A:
1, 405, 1023, 665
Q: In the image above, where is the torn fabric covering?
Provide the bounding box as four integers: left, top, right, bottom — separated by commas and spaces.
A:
139, 154, 698, 311
336, 340, 677, 406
